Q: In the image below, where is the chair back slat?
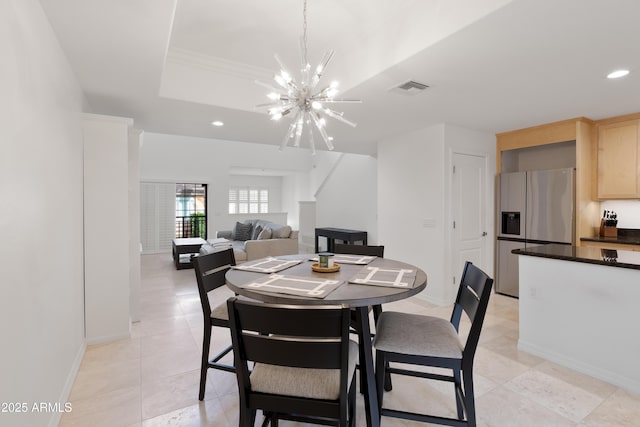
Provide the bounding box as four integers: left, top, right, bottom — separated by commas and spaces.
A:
242, 335, 343, 369
452, 262, 493, 358
234, 301, 345, 337
333, 244, 384, 258
193, 248, 236, 315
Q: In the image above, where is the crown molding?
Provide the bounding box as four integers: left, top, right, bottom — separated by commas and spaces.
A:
166, 47, 272, 81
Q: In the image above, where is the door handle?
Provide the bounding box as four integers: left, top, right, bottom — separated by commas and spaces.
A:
482, 232, 488, 237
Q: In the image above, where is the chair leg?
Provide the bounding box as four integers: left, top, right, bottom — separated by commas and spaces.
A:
372, 304, 382, 325
375, 350, 386, 413
260, 411, 271, 427
358, 346, 367, 393
199, 326, 212, 400
372, 305, 393, 391
350, 313, 367, 394
453, 368, 464, 420
463, 367, 477, 427
238, 403, 254, 427
348, 374, 356, 427
383, 361, 393, 391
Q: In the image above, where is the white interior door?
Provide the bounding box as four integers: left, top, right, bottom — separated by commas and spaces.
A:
452, 153, 488, 284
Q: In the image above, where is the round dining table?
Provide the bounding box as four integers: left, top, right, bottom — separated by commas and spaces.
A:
225, 254, 427, 427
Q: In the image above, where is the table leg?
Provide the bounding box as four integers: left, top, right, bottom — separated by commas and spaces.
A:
355, 307, 380, 427
172, 241, 178, 269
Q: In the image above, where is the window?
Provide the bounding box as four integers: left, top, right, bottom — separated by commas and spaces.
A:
229, 187, 269, 214
176, 183, 207, 238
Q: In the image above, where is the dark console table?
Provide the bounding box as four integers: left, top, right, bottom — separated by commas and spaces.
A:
315, 227, 367, 253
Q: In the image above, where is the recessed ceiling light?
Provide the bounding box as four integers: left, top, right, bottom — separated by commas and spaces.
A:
211, 121, 224, 126
607, 69, 629, 79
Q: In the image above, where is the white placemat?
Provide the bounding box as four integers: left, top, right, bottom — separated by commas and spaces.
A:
309, 254, 377, 265
348, 266, 417, 288
232, 257, 302, 273
237, 274, 343, 298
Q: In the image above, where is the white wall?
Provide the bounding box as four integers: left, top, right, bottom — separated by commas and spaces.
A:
282, 172, 311, 231
129, 130, 142, 322
314, 153, 379, 246
309, 151, 344, 195
140, 133, 314, 238
378, 125, 447, 303
600, 200, 640, 229
378, 123, 495, 305
0, 1, 86, 426
83, 114, 132, 344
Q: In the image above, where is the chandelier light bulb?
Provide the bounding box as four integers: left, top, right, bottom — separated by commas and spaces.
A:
274, 74, 287, 89
281, 71, 292, 83
607, 69, 629, 79
269, 108, 283, 120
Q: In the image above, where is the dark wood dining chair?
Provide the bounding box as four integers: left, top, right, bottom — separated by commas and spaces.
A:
333, 244, 385, 320
192, 248, 236, 401
227, 297, 358, 427
333, 244, 388, 389
333, 243, 384, 257
373, 261, 493, 427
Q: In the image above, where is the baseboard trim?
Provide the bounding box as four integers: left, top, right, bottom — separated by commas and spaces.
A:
48, 341, 86, 427
86, 330, 131, 346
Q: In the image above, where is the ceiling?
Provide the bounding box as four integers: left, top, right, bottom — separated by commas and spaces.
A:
39, 0, 640, 155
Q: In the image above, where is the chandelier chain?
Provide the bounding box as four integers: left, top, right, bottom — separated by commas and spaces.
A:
302, 0, 308, 66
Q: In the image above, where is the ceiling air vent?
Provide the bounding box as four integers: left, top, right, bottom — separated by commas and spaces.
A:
389, 80, 429, 96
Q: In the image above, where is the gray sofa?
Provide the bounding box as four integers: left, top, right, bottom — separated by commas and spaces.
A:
200, 219, 299, 262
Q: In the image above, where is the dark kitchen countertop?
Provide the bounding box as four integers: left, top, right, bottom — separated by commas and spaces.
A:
580, 228, 640, 246
512, 243, 640, 270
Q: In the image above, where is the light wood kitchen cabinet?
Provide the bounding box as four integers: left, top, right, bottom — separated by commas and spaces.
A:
581, 240, 640, 252
597, 119, 640, 199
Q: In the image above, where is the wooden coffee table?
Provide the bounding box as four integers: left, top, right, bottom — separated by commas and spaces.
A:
172, 238, 206, 269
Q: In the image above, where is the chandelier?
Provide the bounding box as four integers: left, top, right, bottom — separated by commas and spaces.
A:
256, 0, 361, 154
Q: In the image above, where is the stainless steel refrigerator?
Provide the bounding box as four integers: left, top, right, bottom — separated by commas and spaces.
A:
496, 168, 575, 297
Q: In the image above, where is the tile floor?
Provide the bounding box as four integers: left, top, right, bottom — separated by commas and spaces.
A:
60, 254, 640, 426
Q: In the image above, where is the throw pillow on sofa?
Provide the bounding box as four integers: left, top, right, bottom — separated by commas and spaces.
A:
251, 225, 263, 240
268, 224, 292, 239
231, 221, 253, 241
257, 228, 272, 240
